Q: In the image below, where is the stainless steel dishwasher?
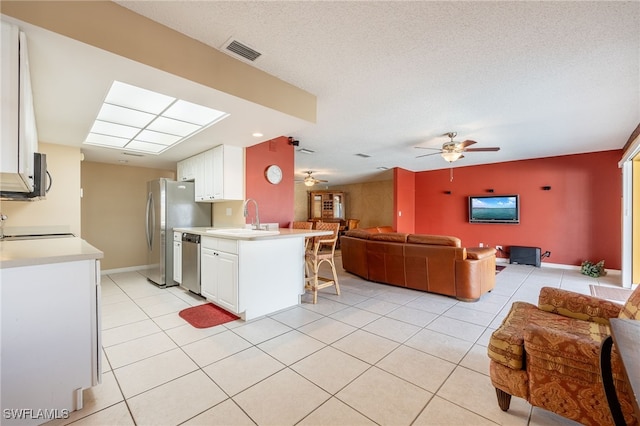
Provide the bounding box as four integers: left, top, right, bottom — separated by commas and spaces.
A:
181, 233, 201, 294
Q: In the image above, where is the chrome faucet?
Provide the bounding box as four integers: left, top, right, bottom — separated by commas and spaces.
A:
242, 199, 260, 230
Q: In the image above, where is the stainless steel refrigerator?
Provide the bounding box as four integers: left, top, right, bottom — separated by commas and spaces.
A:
145, 178, 211, 287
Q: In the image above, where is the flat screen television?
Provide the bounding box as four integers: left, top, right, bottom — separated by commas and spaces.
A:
469, 194, 520, 224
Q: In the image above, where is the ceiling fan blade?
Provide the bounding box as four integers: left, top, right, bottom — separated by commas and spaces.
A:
416, 152, 442, 158
459, 140, 477, 148
414, 146, 443, 151
465, 147, 501, 152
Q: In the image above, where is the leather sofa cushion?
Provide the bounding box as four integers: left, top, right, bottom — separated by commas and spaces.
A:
370, 232, 408, 243
406, 234, 461, 247
344, 229, 373, 239
466, 247, 496, 260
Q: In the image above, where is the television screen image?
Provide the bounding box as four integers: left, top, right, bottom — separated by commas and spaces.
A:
469, 195, 519, 224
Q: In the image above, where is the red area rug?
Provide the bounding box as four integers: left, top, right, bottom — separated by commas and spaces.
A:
496, 265, 506, 274
179, 303, 240, 328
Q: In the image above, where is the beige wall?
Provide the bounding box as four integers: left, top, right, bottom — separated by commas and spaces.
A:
294, 179, 394, 228
81, 161, 175, 271
1, 143, 81, 235
213, 200, 245, 228
331, 180, 394, 228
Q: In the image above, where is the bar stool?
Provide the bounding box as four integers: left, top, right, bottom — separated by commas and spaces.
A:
305, 222, 340, 304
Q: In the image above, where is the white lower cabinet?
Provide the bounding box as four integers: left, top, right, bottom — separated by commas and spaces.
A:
201, 237, 238, 313
1, 258, 101, 425
214, 251, 238, 312
198, 234, 305, 321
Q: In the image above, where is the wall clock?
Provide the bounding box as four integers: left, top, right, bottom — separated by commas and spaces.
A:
265, 164, 283, 184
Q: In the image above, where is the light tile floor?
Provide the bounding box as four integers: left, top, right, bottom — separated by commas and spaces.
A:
47, 258, 627, 426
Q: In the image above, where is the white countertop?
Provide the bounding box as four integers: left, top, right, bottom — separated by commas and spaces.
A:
0, 237, 104, 269
174, 227, 332, 240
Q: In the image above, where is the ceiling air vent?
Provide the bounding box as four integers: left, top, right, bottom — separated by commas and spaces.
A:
222, 38, 262, 62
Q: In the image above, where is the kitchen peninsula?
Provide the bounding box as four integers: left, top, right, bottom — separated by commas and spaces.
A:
173, 227, 331, 320
0, 237, 103, 425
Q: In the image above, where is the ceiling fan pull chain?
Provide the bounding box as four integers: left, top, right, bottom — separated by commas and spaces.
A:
450, 167, 454, 182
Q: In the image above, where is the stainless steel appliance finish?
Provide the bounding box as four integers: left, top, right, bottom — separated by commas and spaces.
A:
181, 233, 201, 294
145, 179, 211, 287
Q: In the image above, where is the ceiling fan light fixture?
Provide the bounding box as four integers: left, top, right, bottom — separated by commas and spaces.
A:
304, 177, 315, 186
441, 151, 462, 162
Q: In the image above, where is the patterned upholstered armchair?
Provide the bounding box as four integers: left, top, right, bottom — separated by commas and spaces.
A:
488, 285, 640, 426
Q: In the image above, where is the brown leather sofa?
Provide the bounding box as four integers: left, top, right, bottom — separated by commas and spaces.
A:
341, 228, 496, 301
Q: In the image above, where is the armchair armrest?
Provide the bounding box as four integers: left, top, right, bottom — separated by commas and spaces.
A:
538, 287, 622, 325
524, 323, 603, 363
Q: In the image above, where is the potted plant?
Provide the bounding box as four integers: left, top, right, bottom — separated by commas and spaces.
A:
581, 260, 606, 277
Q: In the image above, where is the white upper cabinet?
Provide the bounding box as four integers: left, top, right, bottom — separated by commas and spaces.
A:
177, 155, 196, 182
1, 20, 38, 193
177, 145, 244, 202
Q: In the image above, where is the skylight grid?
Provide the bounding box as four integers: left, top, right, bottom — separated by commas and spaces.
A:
83, 81, 230, 155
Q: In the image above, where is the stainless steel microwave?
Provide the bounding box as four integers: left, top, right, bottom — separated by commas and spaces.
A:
0, 153, 49, 200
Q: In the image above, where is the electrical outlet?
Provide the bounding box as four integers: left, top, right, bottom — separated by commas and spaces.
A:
496, 245, 503, 251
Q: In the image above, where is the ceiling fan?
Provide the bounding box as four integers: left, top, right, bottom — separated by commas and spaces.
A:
415, 132, 500, 163
296, 171, 328, 187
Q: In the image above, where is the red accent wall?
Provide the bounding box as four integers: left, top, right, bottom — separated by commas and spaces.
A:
394, 168, 415, 233
412, 150, 622, 269
245, 136, 294, 228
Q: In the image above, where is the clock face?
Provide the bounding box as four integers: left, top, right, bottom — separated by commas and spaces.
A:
265, 165, 283, 184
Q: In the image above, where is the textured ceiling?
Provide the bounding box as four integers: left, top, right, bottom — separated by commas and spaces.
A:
112, 1, 640, 184
9, 1, 640, 185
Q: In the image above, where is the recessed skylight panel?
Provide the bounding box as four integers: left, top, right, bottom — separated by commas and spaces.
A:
126, 140, 167, 153
147, 116, 201, 136
164, 99, 228, 125
84, 81, 230, 155
97, 104, 155, 128
105, 81, 174, 114
85, 133, 129, 148
90, 120, 140, 139
135, 129, 181, 146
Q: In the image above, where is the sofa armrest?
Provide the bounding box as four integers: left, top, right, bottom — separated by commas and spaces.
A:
455, 251, 496, 301
538, 287, 622, 325
466, 247, 496, 260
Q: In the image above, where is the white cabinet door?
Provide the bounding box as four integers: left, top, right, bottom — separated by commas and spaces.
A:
193, 154, 205, 201
201, 247, 218, 301
216, 251, 238, 312
200, 237, 239, 313
213, 144, 244, 201
173, 241, 182, 284
203, 148, 216, 201
1, 21, 36, 193
212, 145, 225, 199
177, 156, 196, 182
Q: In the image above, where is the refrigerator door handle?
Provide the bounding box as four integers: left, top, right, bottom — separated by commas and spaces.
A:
145, 191, 154, 250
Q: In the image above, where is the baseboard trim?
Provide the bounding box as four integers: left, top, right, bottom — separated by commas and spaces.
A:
101, 265, 149, 275
496, 258, 621, 275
